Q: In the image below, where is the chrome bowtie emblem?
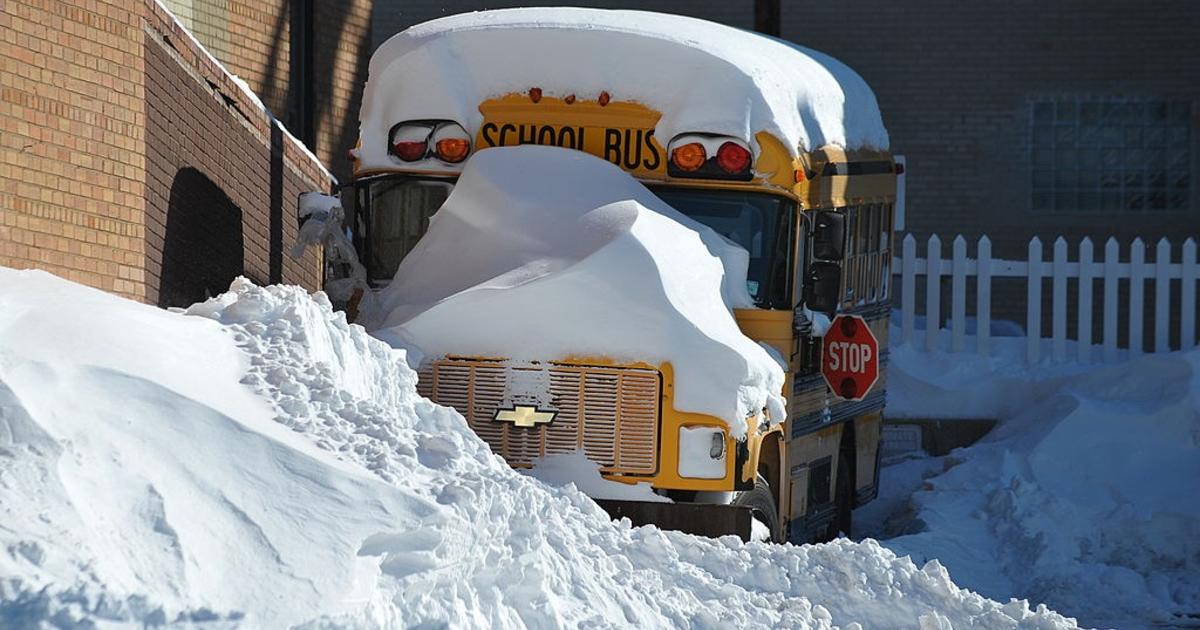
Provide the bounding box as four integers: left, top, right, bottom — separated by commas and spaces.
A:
493, 405, 557, 427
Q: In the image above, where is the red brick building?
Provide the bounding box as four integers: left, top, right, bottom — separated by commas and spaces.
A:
1, 0, 370, 305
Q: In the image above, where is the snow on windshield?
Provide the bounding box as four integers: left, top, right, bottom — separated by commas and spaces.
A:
371, 145, 786, 435
359, 7, 889, 172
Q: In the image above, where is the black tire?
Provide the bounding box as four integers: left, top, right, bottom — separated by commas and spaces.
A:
826, 453, 854, 540
733, 474, 783, 543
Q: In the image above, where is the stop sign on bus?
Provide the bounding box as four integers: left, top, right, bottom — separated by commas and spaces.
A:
821, 314, 880, 401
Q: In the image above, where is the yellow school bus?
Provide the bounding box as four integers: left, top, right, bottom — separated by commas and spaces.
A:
323, 9, 896, 543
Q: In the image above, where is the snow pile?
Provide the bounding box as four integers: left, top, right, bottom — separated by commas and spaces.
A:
526, 452, 671, 504
373, 145, 785, 434
0, 268, 1080, 627
885, 332, 1101, 420
877, 334, 1200, 628
360, 7, 888, 172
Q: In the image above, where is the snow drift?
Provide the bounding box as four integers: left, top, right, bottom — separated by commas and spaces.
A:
876, 332, 1200, 629
359, 7, 889, 172
374, 145, 787, 434
0, 268, 1079, 627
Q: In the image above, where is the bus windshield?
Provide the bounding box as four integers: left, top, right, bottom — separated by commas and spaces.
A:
650, 187, 794, 309
351, 176, 454, 286
351, 176, 795, 309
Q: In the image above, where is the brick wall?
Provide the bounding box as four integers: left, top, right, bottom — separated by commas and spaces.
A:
784, 0, 1199, 344
1, 0, 147, 299
784, 0, 1199, 257
371, 1, 752, 50
1, 0, 341, 304
143, 2, 324, 306
314, 0, 372, 183
161, 0, 372, 181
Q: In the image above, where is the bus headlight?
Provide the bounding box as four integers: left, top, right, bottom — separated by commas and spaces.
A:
678, 426, 727, 479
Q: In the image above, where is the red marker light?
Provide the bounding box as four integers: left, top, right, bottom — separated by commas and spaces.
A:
393, 140, 426, 161
529, 87, 542, 103
716, 142, 751, 174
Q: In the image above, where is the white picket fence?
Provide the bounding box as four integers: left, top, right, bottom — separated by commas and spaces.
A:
894, 234, 1199, 363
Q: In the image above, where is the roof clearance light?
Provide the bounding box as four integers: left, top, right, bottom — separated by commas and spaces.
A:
671, 142, 707, 172
716, 142, 751, 174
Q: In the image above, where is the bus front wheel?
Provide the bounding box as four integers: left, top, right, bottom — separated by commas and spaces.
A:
733, 474, 784, 543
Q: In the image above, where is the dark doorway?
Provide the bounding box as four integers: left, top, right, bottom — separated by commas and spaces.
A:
158, 168, 245, 308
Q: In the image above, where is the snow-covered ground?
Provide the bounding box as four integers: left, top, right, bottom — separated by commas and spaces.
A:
867, 330, 1200, 629
0, 269, 1080, 628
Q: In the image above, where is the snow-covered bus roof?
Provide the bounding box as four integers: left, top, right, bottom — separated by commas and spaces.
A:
360, 8, 889, 172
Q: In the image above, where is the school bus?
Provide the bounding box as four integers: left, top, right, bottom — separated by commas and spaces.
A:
312, 10, 896, 543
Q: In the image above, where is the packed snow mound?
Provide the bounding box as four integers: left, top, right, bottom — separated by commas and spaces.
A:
360, 7, 888, 172
878, 333, 1200, 629
0, 269, 1080, 628
373, 146, 786, 434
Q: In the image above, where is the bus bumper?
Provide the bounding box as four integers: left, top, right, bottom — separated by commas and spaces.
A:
594, 499, 753, 541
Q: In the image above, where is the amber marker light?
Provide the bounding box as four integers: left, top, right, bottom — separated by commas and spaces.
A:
670, 142, 707, 172
435, 138, 470, 163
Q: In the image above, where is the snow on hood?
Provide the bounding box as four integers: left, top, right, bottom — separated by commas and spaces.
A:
360, 7, 888, 172
0, 268, 1079, 627
372, 145, 786, 434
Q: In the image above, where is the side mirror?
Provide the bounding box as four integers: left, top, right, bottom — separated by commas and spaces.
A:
804, 261, 842, 316
296, 192, 342, 230
812, 210, 845, 261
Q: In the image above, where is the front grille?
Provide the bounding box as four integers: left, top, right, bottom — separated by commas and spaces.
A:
417, 359, 660, 474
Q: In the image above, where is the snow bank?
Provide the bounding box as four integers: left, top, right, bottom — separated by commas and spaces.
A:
360, 7, 888, 172
372, 146, 785, 434
879, 332, 1200, 628
0, 268, 1079, 627
526, 452, 671, 504
886, 329, 1102, 420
